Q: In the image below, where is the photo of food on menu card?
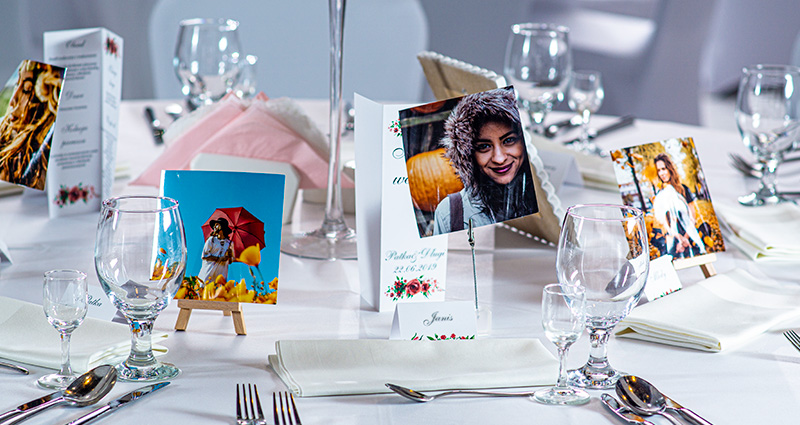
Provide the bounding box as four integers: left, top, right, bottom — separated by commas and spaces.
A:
0, 60, 65, 190
161, 170, 285, 304
399, 86, 539, 238
611, 137, 725, 261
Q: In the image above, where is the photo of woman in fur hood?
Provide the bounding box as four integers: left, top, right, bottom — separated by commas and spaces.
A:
432, 87, 538, 234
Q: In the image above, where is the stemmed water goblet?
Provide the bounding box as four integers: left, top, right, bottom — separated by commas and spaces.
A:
504, 23, 572, 134
94, 196, 187, 381
174, 18, 242, 110
533, 283, 590, 405
567, 70, 604, 155
559, 204, 649, 389
37, 269, 88, 389
735, 64, 800, 206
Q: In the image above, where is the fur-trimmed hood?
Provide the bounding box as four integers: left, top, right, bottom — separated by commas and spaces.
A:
440, 87, 521, 193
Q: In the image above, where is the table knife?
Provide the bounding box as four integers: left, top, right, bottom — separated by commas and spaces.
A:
563, 115, 635, 145
601, 394, 654, 425
144, 106, 165, 145
0, 392, 60, 422
65, 382, 169, 425
664, 394, 713, 425
0, 360, 28, 375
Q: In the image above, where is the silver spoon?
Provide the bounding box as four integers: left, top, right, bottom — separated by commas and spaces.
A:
0, 365, 117, 425
385, 383, 534, 402
616, 375, 712, 425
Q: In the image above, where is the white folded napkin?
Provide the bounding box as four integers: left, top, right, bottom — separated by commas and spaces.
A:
715, 201, 800, 261
268, 338, 557, 397
615, 269, 800, 351
0, 296, 168, 373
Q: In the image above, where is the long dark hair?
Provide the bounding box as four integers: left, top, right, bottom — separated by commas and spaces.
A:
654, 153, 686, 198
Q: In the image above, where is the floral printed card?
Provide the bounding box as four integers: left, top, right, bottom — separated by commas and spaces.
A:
390, 301, 477, 340
354, 95, 448, 312
44, 28, 123, 217
161, 170, 284, 305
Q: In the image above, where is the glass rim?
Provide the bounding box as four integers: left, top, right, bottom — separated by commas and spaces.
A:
179, 18, 239, 30
44, 269, 87, 280
741, 64, 800, 76
511, 22, 569, 36
102, 195, 180, 214
544, 283, 586, 296
565, 203, 643, 222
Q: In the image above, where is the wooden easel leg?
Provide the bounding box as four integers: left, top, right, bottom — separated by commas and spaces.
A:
223, 310, 232, 316
231, 310, 247, 335
700, 263, 716, 278
175, 307, 192, 331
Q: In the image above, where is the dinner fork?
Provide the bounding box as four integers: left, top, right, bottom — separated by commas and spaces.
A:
273, 391, 302, 425
729, 152, 800, 178
236, 384, 266, 425
783, 330, 800, 353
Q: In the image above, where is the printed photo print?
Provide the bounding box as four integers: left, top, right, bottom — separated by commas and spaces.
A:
611, 137, 725, 261
400, 86, 539, 238
0, 60, 65, 190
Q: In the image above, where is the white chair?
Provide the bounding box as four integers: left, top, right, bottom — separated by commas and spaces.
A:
148, 0, 429, 103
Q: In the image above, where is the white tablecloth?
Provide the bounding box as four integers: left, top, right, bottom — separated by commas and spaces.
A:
0, 100, 797, 424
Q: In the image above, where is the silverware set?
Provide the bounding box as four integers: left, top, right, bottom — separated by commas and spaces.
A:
236, 385, 301, 425
273, 391, 302, 425
729, 152, 800, 179
783, 329, 800, 353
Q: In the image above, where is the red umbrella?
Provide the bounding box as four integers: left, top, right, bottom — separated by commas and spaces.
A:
201, 207, 265, 258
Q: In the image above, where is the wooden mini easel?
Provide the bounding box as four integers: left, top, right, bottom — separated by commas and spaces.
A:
174, 299, 247, 335
672, 253, 717, 278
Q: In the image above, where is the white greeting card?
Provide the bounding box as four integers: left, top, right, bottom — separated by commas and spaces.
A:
44, 28, 123, 217
390, 301, 477, 340
354, 95, 448, 312
643, 255, 683, 302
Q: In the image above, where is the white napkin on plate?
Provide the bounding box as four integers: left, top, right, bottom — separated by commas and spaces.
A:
268, 338, 557, 397
0, 296, 168, 373
715, 201, 800, 261
615, 269, 800, 351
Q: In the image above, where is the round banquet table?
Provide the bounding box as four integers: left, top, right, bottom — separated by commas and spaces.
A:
0, 99, 798, 424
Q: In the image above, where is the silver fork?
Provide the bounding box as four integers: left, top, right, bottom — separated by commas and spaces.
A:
236, 384, 266, 425
273, 391, 302, 425
729, 152, 800, 178
783, 330, 800, 353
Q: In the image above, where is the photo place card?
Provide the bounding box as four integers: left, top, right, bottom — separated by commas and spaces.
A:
161, 170, 284, 305
354, 95, 448, 312
0, 60, 65, 190
44, 28, 123, 217
611, 137, 725, 265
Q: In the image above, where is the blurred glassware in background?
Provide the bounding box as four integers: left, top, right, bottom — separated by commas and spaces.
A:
234, 54, 258, 99
567, 70, 604, 155
735, 64, 800, 206
504, 23, 572, 134
174, 18, 242, 110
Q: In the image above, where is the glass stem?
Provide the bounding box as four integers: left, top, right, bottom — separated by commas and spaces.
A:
58, 331, 73, 376
555, 345, 570, 389
587, 328, 611, 370
757, 155, 781, 197
125, 318, 156, 368
579, 110, 591, 145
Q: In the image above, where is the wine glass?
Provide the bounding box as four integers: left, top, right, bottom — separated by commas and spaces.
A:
174, 18, 242, 110
234, 54, 258, 99
504, 23, 572, 134
533, 283, 590, 405
37, 269, 88, 389
280, 0, 358, 260
735, 64, 800, 206
567, 70, 604, 155
559, 204, 649, 389
95, 196, 187, 381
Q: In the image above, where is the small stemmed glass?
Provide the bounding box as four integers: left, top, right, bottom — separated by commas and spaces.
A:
37, 269, 88, 389
533, 284, 590, 405
504, 23, 572, 134
567, 70, 605, 155
735, 64, 800, 206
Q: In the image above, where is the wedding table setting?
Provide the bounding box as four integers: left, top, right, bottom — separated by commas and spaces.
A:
1, 6, 800, 425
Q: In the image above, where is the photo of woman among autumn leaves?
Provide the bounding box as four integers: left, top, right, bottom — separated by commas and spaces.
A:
611, 137, 725, 261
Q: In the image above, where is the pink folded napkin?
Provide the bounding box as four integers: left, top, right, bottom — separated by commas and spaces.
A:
132, 94, 353, 189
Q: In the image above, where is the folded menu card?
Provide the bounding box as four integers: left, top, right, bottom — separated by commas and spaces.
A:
615, 269, 800, 351
0, 296, 167, 373
268, 338, 557, 397
714, 201, 800, 261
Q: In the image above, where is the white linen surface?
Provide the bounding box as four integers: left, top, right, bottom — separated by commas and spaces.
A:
615, 269, 800, 351
715, 201, 800, 261
268, 338, 558, 397
0, 296, 167, 373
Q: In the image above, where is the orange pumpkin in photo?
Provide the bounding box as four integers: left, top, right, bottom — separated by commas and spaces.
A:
406, 148, 464, 212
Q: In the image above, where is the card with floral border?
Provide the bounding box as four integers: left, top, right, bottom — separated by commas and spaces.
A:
44, 28, 122, 217
354, 95, 448, 312
390, 301, 477, 340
